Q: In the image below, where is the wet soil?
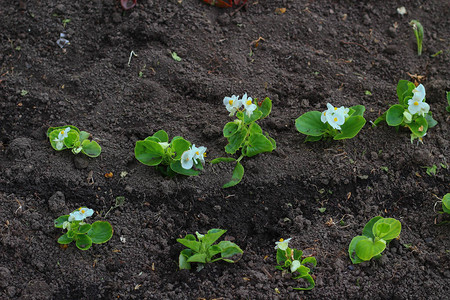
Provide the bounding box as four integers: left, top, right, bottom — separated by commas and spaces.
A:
1, 0, 449, 299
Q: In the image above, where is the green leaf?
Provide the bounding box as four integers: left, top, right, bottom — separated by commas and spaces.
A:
424, 113, 438, 128
350, 105, 366, 117
179, 249, 193, 270
152, 130, 169, 143
301, 256, 317, 268
78, 223, 92, 234
276, 249, 286, 265
372, 218, 401, 241
57, 233, 73, 244
293, 249, 303, 261
295, 111, 328, 136
223, 162, 244, 188
243, 110, 263, 124
87, 221, 113, 244
443, 194, 450, 212
134, 140, 165, 166
362, 216, 383, 239
408, 116, 428, 137
54, 215, 69, 228
305, 135, 322, 142
208, 245, 223, 258
225, 128, 246, 155
187, 253, 207, 263
169, 161, 200, 176
373, 112, 386, 126
144, 136, 161, 142
334, 116, 366, 140
259, 97, 272, 119
79, 131, 90, 142
397, 80, 412, 104
75, 234, 93, 250
81, 140, 102, 158
217, 241, 243, 258
355, 237, 386, 261
264, 132, 276, 149
47, 125, 80, 137
245, 133, 274, 157
203, 229, 226, 248
292, 274, 315, 291
177, 236, 201, 253
386, 104, 405, 126
63, 131, 80, 148
248, 122, 262, 135
223, 122, 241, 138
171, 52, 182, 61
348, 236, 366, 264
210, 157, 236, 164
171, 138, 191, 160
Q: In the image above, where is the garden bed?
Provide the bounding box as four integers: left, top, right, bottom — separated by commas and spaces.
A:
1, 0, 449, 299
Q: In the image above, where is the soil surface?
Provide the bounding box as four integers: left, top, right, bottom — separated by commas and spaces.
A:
1, 0, 449, 299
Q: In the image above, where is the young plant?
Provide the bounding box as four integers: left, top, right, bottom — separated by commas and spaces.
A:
441, 193, 450, 214
373, 80, 437, 144
47, 125, 101, 157
348, 216, 401, 264
446, 91, 450, 113
211, 94, 276, 188
54, 207, 113, 250
177, 229, 243, 272
295, 103, 366, 141
275, 238, 317, 291
135, 130, 206, 176
410, 20, 423, 56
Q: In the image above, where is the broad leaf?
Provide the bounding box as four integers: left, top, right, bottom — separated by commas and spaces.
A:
396, 80, 411, 104
334, 116, 366, 140
362, 216, 383, 239
203, 229, 226, 248
179, 249, 193, 270
170, 161, 200, 176
249, 122, 262, 135
424, 113, 437, 128
217, 241, 243, 258
386, 104, 405, 126
81, 140, 102, 157
210, 157, 236, 164
134, 140, 164, 166
305, 135, 322, 142
301, 256, 317, 268
408, 116, 428, 137
276, 249, 286, 265
87, 221, 113, 244
295, 111, 328, 136
373, 218, 401, 241
171, 138, 191, 159
223, 122, 241, 138
63, 131, 80, 148
245, 133, 273, 157
355, 237, 386, 261
187, 253, 207, 263
292, 274, 315, 291
144, 136, 160, 142
79, 131, 90, 142
177, 236, 201, 253
348, 235, 366, 264
223, 162, 244, 188
443, 194, 450, 212
208, 245, 223, 258
78, 223, 92, 234
152, 130, 168, 143
259, 97, 272, 119
350, 105, 366, 117
293, 249, 303, 261
57, 233, 73, 244
47, 125, 80, 137
373, 112, 386, 126
225, 128, 246, 155
54, 215, 69, 228
75, 234, 93, 250
243, 110, 263, 124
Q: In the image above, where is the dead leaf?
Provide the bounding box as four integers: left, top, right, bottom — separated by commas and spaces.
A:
275, 7, 286, 14
105, 172, 113, 178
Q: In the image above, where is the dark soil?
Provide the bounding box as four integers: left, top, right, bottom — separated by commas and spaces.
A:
1, 0, 449, 299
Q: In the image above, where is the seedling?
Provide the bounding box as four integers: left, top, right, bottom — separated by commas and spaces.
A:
295, 103, 366, 142
135, 130, 206, 176
410, 20, 423, 56
54, 207, 113, 250
446, 91, 450, 113
349, 216, 401, 264
423, 165, 437, 176
177, 229, 243, 272
171, 52, 182, 61
275, 238, 317, 291
62, 19, 71, 28
373, 80, 437, 144
47, 125, 101, 157
211, 94, 276, 188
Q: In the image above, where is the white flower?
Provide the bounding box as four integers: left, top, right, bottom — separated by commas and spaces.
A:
323, 103, 346, 130
290, 260, 301, 272
407, 98, 429, 116
181, 148, 195, 170
397, 7, 407, 15
275, 238, 291, 251
223, 95, 241, 116
68, 207, 94, 222
412, 84, 425, 102
159, 142, 169, 150
191, 144, 207, 165
53, 127, 71, 150
241, 93, 257, 117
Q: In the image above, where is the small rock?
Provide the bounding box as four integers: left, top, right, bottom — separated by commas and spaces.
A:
112, 12, 122, 24
387, 27, 397, 38
8, 137, 32, 159
383, 45, 398, 55
48, 191, 66, 214
7, 286, 16, 297
73, 155, 89, 169
125, 185, 133, 193
0, 267, 11, 288
363, 14, 371, 25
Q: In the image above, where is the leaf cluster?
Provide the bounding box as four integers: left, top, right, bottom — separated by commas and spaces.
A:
134, 130, 201, 176
177, 229, 243, 272
276, 247, 317, 291
212, 97, 275, 188
295, 105, 366, 142
373, 80, 437, 140
349, 216, 401, 264
47, 125, 101, 157
54, 214, 113, 251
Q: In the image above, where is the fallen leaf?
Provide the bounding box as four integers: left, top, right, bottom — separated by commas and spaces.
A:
105, 172, 114, 178
275, 7, 286, 14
